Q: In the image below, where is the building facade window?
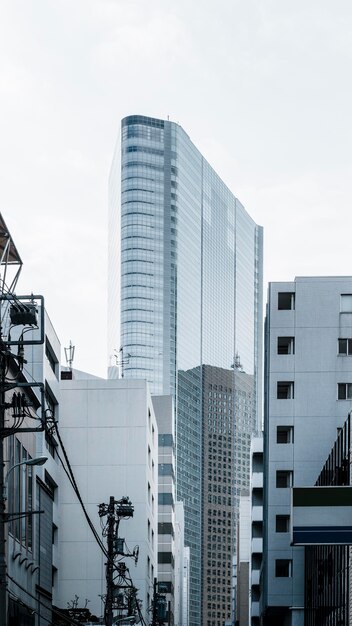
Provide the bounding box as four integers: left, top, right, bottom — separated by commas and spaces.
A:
8, 437, 33, 549
45, 337, 59, 379
277, 337, 295, 355
277, 381, 294, 399
337, 383, 352, 400
159, 463, 175, 478
276, 470, 293, 488
158, 492, 174, 507
158, 552, 175, 566
340, 294, 352, 313
275, 559, 292, 577
276, 515, 290, 533
278, 292, 295, 310
338, 338, 352, 355
158, 522, 174, 536
277, 426, 294, 444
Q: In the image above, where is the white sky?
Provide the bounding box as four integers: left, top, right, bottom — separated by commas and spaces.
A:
1, 0, 352, 376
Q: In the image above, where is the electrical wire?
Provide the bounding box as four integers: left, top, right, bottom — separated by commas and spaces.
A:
7, 588, 58, 626
6, 574, 89, 626
49, 420, 108, 557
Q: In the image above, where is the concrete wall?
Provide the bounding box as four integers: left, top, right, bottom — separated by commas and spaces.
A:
57, 377, 158, 622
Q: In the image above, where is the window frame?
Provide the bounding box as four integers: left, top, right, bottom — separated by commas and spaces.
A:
277, 381, 295, 399
275, 559, 292, 577
338, 338, 352, 356
278, 292, 295, 310
337, 383, 352, 400
277, 336, 295, 355
276, 515, 290, 533
277, 426, 294, 444
276, 470, 293, 488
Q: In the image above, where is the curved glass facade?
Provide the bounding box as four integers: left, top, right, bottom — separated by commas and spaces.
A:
108, 115, 263, 626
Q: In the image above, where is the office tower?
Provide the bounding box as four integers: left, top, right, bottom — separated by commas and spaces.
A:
108, 114, 263, 625
263, 277, 352, 626
178, 364, 255, 623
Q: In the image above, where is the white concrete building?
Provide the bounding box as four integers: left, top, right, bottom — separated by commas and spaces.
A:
6, 309, 61, 625
57, 376, 158, 623
174, 501, 188, 626
236, 436, 263, 626
237, 490, 250, 626
152, 395, 177, 622
250, 436, 263, 625
263, 277, 352, 626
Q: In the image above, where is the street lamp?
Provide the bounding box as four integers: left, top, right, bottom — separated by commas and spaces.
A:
3, 455, 48, 499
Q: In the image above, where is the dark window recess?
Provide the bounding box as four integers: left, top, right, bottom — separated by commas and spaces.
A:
338, 383, 352, 400
277, 381, 294, 399
276, 471, 293, 488
277, 426, 294, 444
158, 493, 174, 507
276, 515, 290, 533
158, 552, 174, 567
45, 430, 57, 458
277, 337, 295, 355
338, 339, 352, 355
45, 385, 58, 417
278, 292, 295, 310
45, 338, 58, 377
275, 559, 292, 577
45, 471, 57, 501
158, 522, 175, 537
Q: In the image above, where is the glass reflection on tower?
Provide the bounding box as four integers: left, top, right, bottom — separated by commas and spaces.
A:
108, 115, 263, 626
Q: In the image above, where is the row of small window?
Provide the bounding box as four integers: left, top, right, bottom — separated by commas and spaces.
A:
277, 336, 352, 355
278, 292, 352, 313
208, 485, 232, 494
277, 382, 352, 400
208, 495, 232, 505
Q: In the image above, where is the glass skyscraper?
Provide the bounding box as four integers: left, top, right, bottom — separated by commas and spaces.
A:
108, 115, 263, 626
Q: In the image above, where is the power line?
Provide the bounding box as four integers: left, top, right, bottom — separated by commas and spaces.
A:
6, 574, 87, 626
49, 420, 107, 557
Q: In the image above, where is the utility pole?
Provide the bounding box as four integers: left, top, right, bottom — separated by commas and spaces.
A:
0, 295, 46, 626
0, 339, 7, 626
152, 578, 157, 626
99, 496, 138, 625
151, 578, 167, 626
105, 496, 115, 626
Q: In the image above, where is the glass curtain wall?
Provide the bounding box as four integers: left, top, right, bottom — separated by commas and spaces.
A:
109, 115, 263, 626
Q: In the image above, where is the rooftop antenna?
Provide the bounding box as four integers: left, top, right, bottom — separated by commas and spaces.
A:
64, 341, 75, 371
114, 347, 131, 379
231, 352, 243, 371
